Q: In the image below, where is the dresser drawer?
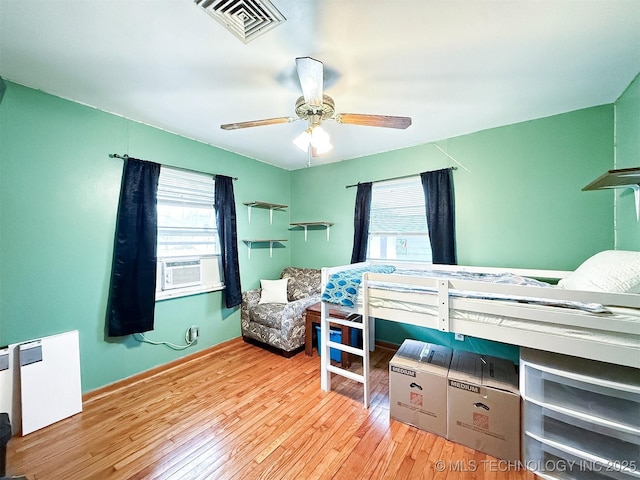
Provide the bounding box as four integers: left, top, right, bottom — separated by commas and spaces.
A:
521, 360, 640, 433
523, 400, 640, 462
523, 433, 637, 480
520, 349, 640, 480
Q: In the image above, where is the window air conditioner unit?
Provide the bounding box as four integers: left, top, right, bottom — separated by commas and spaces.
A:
162, 258, 202, 290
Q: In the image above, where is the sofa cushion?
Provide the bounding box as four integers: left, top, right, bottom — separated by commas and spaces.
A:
258, 278, 289, 304
281, 267, 321, 301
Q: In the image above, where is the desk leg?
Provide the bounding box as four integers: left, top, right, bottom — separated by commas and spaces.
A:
305, 313, 313, 356
340, 325, 351, 368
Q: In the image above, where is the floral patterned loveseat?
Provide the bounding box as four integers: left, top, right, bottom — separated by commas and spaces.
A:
241, 267, 321, 357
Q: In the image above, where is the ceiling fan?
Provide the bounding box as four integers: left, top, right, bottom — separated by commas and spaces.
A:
220, 57, 412, 156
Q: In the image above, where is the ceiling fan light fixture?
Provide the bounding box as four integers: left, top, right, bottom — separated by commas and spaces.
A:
310, 125, 330, 148
221, 56, 411, 160
293, 125, 333, 154
313, 140, 333, 155
293, 129, 312, 152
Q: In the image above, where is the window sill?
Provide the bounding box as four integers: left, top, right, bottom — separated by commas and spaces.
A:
156, 283, 225, 301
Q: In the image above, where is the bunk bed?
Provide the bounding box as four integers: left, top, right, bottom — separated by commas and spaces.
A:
318, 251, 640, 407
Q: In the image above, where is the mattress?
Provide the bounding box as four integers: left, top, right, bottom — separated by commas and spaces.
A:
324, 266, 609, 313
367, 295, 640, 348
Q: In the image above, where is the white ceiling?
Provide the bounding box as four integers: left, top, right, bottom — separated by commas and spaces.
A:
1, 1, 639, 170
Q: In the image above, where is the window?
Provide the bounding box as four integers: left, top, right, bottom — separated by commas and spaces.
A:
155, 167, 224, 300
367, 176, 432, 263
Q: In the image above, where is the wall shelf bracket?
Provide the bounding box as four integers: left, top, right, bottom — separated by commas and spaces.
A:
243, 201, 288, 224
242, 239, 287, 259
583, 167, 640, 222
289, 222, 334, 242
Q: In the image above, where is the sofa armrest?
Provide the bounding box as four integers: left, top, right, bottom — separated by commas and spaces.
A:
241, 288, 261, 325
289, 294, 321, 312
280, 294, 321, 333
242, 288, 261, 307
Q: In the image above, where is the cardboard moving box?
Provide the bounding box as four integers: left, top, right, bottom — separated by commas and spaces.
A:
447, 350, 520, 461
389, 340, 453, 437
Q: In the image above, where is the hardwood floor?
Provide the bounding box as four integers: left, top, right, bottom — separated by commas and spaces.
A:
6, 338, 537, 479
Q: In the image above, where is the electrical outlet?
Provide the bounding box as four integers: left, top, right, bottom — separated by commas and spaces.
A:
454, 333, 465, 341
188, 325, 199, 343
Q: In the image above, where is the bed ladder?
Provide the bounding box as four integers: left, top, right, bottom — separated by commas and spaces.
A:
319, 298, 371, 408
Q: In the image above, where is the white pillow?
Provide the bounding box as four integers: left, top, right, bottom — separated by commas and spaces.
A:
558, 250, 640, 294
258, 278, 289, 304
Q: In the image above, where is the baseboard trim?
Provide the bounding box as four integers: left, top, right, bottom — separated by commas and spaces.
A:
82, 337, 240, 404
84, 336, 398, 404
375, 339, 400, 351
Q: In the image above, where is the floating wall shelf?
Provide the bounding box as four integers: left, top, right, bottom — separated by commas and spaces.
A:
583, 167, 640, 220
243, 201, 287, 224
290, 222, 334, 242
242, 239, 287, 259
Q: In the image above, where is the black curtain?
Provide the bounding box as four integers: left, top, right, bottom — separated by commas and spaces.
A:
215, 175, 242, 308
107, 158, 161, 337
350, 182, 373, 263
421, 168, 456, 265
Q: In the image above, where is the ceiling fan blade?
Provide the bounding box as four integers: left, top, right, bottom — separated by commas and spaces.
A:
295, 57, 323, 107
335, 113, 412, 129
221, 117, 294, 130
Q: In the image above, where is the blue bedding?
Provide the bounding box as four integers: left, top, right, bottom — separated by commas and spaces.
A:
321, 264, 396, 308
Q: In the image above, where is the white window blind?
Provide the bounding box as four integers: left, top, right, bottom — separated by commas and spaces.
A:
157, 167, 215, 207
156, 167, 218, 259
367, 176, 432, 262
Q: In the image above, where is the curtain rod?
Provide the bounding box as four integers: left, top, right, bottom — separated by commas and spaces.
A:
344, 167, 456, 189
109, 153, 238, 180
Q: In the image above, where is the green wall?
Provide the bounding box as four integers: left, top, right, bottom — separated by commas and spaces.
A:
291, 105, 614, 269
614, 73, 640, 251
290, 105, 616, 362
0, 82, 291, 392
0, 79, 625, 390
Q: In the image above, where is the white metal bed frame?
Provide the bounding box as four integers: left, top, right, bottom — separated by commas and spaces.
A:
319, 262, 640, 408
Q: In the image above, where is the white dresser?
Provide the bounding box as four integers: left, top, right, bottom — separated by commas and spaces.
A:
520, 348, 640, 480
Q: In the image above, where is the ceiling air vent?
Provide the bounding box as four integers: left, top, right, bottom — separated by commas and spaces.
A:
194, 0, 286, 44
